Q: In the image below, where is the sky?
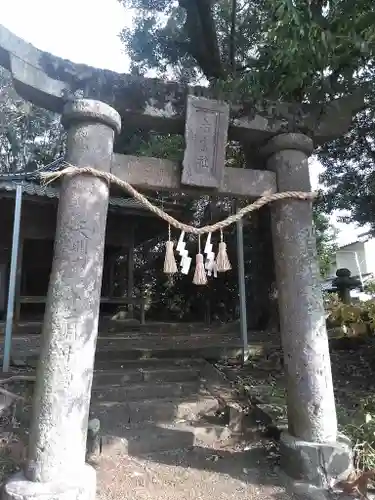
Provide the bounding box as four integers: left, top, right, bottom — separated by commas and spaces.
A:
1, 0, 366, 246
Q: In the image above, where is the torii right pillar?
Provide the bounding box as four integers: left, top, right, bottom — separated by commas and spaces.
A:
261, 133, 352, 489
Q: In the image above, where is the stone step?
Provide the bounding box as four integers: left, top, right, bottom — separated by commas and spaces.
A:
97, 332, 239, 344
93, 357, 204, 372
6, 342, 247, 366
94, 345, 243, 362
90, 395, 220, 426
96, 333, 241, 351
91, 381, 200, 401
99, 422, 231, 455
102, 322, 212, 334
92, 367, 201, 386
93, 333, 243, 363
0, 323, 213, 336
0, 363, 202, 386
4, 332, 278, 364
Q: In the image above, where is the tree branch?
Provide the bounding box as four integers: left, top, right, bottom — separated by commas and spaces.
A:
195, 0, 223, 75
179, 0, 224, 79
0, 375, 36, 384
360, 136, 375, 163
229, 0, 237, 74
0, 387, 25, 400
309, 0, 329, 29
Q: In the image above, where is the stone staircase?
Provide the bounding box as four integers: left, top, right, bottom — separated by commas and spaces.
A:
2, 327, 283, 458
94, 332, 243, 362
90, 358, 234, 456
5, 328, 246, 366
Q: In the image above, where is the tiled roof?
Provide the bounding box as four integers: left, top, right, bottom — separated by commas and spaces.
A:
0, 159, 187, 215
0, 179, 145, 211
0, 156, 147, 210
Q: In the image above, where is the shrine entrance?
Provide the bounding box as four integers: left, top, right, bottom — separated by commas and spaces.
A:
0, 192, 172, 332
0, 24, 358, 500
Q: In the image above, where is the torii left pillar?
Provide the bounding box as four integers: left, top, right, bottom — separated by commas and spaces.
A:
3, 99, 121, 500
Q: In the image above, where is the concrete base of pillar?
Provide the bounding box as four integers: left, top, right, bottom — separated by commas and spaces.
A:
2, 464, 96, 500
279, 431, 353, 488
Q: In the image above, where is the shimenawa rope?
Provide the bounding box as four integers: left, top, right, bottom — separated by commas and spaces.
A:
40, 162, 316, 235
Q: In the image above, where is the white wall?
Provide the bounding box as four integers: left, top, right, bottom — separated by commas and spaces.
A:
334, 241, 367, 276
364, 239, 375, 275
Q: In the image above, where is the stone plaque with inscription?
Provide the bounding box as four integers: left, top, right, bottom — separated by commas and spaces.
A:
181, 95, 229, 189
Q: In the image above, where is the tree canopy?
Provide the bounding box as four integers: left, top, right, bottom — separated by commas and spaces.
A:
120, 0, 375, 231
0, 7, 342, 326
0, 69, 64, 173
120, 0, 374, 101
318, 94, 375, 230
313, 204, 338, 277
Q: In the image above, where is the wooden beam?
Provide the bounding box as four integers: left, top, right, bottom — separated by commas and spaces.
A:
111, 154, 277, 198
107, 249, 116, 298
127, 243, 134, 300
14, 236, 24, 325
127, 230, 135, 319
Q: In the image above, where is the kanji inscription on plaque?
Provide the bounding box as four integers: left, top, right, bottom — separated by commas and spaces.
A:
181, 95, 229, 189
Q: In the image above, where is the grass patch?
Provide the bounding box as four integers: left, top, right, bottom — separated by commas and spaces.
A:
0, 374, 34, 486
338, 396, 375, 471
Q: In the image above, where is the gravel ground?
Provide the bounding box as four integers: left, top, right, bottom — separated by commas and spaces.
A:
95, 442, 293, 500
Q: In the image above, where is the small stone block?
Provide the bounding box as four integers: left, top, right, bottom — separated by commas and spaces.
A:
10, 358, 27, 367
257, 403, 288, 422
263, 395, 287, 406
86, 418, 101, 457
228, 402, 244, 433
249, 385, 273, 396
279, 431, 353, 488
3, 464, 96, 500
250, 385, 286, 404
182, 95, 229, 189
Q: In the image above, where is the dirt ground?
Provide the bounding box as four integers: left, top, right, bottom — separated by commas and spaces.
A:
217, 339, 375, 431
0, 363, 295, 500
94, 440, 291, 500
0, 369, 34, 483
0, 358, 295, 500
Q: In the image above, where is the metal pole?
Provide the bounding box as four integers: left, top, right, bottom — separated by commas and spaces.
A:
3, 184, 23, 372
236, 213, 248, 363
354, 252, 364, 289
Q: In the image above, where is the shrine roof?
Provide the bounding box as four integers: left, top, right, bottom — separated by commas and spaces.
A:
0, 157, 146, 210
0, 178, 145, 211
0, 157, 189, 219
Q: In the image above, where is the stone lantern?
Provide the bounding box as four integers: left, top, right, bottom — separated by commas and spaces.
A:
332, 268, 362, 303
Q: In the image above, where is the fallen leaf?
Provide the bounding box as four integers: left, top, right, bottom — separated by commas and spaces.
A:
336, 469, 375, 498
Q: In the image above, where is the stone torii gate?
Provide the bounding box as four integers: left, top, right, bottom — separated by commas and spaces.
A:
0, 24, 364, 500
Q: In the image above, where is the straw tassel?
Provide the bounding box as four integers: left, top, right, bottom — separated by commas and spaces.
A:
216, 229, 232, 272
193, 235, 207, 285
163, 225, 178, 274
